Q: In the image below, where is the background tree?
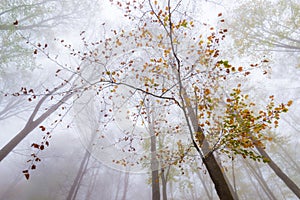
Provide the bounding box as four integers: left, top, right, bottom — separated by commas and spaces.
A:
224, 0, 300, 66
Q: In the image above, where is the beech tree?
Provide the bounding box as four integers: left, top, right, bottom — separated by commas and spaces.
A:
225, 0, 299, 64
0, 0, 98, 72
63, 0, 294, 199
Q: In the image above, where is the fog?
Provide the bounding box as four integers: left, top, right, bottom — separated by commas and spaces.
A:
0, 0, 299, 200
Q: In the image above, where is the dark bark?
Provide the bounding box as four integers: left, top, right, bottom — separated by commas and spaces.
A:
150, 130, 160, 200
182, 90, 237, 200
201, 149, 235, 200
146, 103, 160, 200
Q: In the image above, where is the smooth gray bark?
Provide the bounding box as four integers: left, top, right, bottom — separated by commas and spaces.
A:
0, 87, 74, 162
256, 145, 300, 198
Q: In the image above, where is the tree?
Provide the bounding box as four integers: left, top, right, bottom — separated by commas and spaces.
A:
225, 0, 299, 65
66, 0, 292, 199
0, 72, 76, 162
1, 0, 297, 199
0, 0, 98, 72
0, 0, 101, 161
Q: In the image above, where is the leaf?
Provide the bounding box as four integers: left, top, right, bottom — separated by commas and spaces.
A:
181, 20, 188, 28
39, 126, 46, 131
31, 143, 39, 149
24, 173, 30, 180
287, 100, 293, 106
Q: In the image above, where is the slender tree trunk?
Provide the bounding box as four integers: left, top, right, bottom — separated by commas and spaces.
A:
161, 166, 170, 200
0, 90, 74, 162
278, 144, 300, 172
244, 159, 277, 200
195, 168, 213, 200
244, 162, 265, 199
72, 156, 90, 200
150, 124, 160, 200
114, 171, 122, 200
84, 167, 100, 200
66, 147, 91, 200
146, 103, 160, 200
121, 170, 130, 200
256, 145, 300, 198
231, 158, 237, 195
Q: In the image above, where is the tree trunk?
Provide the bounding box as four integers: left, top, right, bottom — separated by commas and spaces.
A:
181, 89, 237, 200
195, 167, 213, 200
121, 170, 130, 200
0, 91, 74, 162
243, 161, 265, 199
278, 144, 300, 172
150, 128, 160, 200
256, 145, 300, 198
161, 167, 169, 200
201, 149, 236, 200
146, 103, 160, 200
66, 148, 91, 200
244, 159, 277, 200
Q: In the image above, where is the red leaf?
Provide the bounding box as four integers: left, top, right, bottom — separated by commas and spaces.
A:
24, 173, 30, 180
31, 143, 39, 149
39, 126, 46, 131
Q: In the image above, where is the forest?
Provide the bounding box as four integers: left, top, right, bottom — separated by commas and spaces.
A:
0, 0, 299, 199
